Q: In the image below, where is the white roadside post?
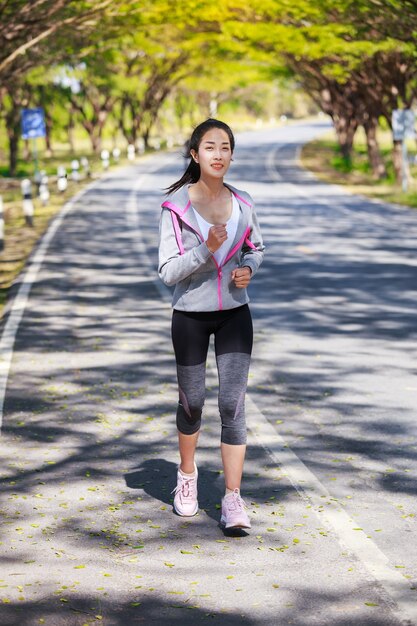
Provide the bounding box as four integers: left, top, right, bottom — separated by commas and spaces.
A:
0, 196, 4, 252
101, 149, 110, 170
39, 173, 50, 206
127, 144, 135, 161
112, 147, 121, 162
57, 166, 68, 192
34, 170, 42, 196
21, 179, 34, 227
80, 157, 91, 178
392, 108, 416, 193
404, 110, 416, 188
137, 138, 145, 155
71, 159, 80, 182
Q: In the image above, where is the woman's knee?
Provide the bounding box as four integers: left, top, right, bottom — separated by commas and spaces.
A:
221, 423, 247, 445
176, 382, 205, 434
176, 401, 202, 435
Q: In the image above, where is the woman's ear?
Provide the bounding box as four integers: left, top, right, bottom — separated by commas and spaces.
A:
190, 149, 199, 163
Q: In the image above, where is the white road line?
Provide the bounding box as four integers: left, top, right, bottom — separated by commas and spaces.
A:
268, 141, 412, 230
0, 154, 171, 432
264, 141, 416, 624
293, 143, 411, 214
126, 154, 177, 302
129, 154, 417, 626
248, 399, 416, 626
265, 142, 354, 220
0, 178, 102, 431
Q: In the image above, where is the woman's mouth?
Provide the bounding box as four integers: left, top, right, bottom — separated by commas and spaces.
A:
211, 163, 223, 170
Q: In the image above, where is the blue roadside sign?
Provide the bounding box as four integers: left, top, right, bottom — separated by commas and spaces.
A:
21, 108, 46, 140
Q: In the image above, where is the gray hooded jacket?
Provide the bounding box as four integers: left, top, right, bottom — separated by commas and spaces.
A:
158, 183, 264, 311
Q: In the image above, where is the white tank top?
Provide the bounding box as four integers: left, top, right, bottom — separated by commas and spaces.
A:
192, 195, 239, 266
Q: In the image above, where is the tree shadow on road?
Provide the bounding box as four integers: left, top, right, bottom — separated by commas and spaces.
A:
0, 154, 416, 626
1, 596, 260, 626
124, 456, 269, 537
125, 458, 225, 526
0, 585, 405, 626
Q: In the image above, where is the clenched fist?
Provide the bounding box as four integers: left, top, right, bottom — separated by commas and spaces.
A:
231, 266, 252, 288
206, 224, 227, 253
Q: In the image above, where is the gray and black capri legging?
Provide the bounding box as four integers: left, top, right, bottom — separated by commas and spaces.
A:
171, 304, 253, 445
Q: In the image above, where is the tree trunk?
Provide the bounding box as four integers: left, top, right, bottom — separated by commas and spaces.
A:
363, 119, 387, 179
334, 115, 358, 165
392, 140, 403, 185
90, 132, 102, 154
67, 107, 76, 152
129, 104, 138, 147
128, 102, 141, 148
73, 99, 111, 155
39, 86, 53, 157
23, 139, 30, 160
142, 128, 150, 149
81, 119, 103, 154
8, 129, 19, 176
117, 98, 135, 146
44, 113, 53, 157
6, 105, 21, 176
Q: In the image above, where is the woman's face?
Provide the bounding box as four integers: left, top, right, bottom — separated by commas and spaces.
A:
191, 128, 233, 180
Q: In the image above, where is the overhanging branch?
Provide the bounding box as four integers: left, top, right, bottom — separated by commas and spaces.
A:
0, 0, 112, 74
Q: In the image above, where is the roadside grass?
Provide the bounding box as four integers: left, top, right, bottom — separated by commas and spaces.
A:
300, 128, 417, 209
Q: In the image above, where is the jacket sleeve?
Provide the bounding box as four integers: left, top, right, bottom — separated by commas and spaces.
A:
240, 204, 265, 276
158, 207, 213, 287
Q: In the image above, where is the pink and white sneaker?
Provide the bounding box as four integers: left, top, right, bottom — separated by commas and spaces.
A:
172, 465, 198, 517
220, 489, 251, 529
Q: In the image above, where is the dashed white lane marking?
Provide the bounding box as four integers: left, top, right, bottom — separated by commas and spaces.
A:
130, 152, 416, 626
0, 178, 103, 431
268, 141, 417, 237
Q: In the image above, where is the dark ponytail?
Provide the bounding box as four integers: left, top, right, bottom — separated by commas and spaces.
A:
165, 158, 201, 196
165, 118, 235, 195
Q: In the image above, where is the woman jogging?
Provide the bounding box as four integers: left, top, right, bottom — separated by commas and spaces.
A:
158, 118, 264, 529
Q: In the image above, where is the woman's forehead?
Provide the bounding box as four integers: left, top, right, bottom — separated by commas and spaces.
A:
200, 128, 230, 144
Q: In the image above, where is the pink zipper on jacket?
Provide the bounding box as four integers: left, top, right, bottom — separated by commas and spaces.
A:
162, 195, 255, 311
216, 226, 255, 310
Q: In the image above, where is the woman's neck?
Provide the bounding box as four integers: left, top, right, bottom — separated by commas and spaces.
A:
192, 176, 225, 200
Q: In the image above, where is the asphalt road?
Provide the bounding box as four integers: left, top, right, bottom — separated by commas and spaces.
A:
0, 121, 416, 626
